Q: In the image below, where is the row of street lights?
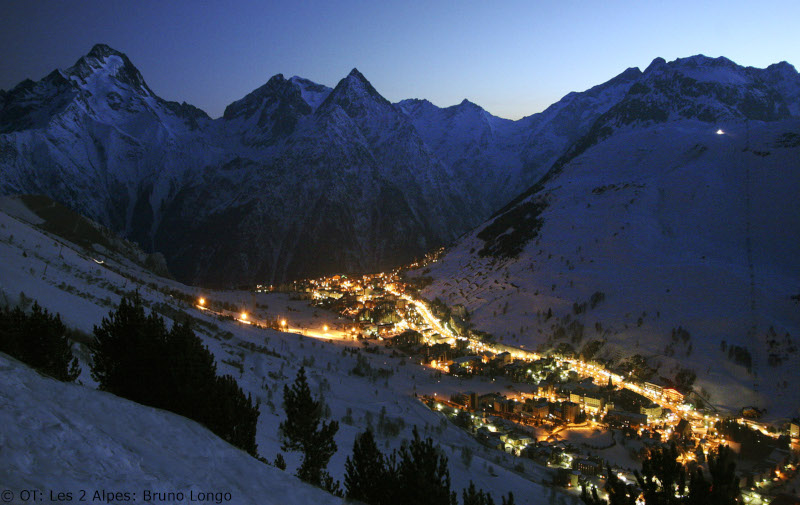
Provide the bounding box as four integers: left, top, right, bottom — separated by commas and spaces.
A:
197, 296, 294, 332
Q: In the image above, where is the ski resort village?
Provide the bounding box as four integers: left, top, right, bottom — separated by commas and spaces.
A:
2, 11, 800, 505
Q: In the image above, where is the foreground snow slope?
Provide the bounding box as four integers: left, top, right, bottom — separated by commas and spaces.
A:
0, 353, 343, 505
415, 119, 800, 419
0, 200, 574, 504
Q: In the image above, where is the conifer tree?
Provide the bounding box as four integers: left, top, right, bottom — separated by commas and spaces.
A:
0, 302, 80, 381
345, 429, 390, 504
280, 367, 339, 487
705, 446, 739, 505
395, 426, 455, 505
91, 295, 259, 455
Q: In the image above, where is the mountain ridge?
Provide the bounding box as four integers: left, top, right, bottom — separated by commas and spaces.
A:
1, 44, 798, 286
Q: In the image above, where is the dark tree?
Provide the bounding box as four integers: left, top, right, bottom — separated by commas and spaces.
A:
91, 294, 168, 402
280, 367, 339, 488
91, 294, 259, 455
344, 430, 390, 504
0, 302, 80, 381
395, 426, 455, 505
207, 374, 260, 456
705, 446, 739, 505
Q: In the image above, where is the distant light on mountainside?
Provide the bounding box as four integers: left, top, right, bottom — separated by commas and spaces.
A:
0, 46, 798, 287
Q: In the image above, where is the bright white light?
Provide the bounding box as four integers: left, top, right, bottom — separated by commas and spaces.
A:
716, 129, 725, 135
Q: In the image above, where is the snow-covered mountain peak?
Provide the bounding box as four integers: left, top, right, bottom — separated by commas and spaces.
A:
322, 67, 391, 110
86, 42, 123, 59
66, 43, 150, 94
289, 76, 332, 110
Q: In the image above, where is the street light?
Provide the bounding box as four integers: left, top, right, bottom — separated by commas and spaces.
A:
198, 297, 205, 306
281, 319, 287, 329
323, 324, 329, 332
241, 312, 248, 321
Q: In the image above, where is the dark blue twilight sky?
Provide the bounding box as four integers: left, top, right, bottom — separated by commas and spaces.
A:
1, 0, 797, 119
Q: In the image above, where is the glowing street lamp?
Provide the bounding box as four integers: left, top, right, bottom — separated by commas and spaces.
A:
198, 297, 206, 306
240, 312, 248, 321
280, 319, 287, 329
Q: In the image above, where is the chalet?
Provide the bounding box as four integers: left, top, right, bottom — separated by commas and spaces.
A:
497, 351, 513, 364
530, 401, 551, 419
584, 395, 605, 413
537, 382, 555, 398
392, 329, 422, 347
606, 410, 648, 428
640, 403, 662, 420
478, 392, 505, 410
574, 459, 601, 476
561, 401, 580, 423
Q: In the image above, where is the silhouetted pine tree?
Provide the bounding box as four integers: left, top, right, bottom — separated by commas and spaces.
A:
0, 302, 80, 381
706, 446, 739, 505
91, 294, 259, 455
165, 318, 217, 420
395, 426, 456, 505
280, 366, 339, 488
345, 430, 392, 504
91, 294, 168, 403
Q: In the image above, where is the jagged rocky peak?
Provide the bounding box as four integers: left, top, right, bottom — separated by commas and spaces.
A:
67, 43, 150, 92
456, 98, 482, 110
395, 98, 436, 114
87, 42, 122, 58
321, 67, 391, 110
223, 73, 312, 122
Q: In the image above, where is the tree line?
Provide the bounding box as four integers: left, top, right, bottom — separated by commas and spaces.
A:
279, 366, 515, 505
0, 301, 81, 381
90, 294, 259, 455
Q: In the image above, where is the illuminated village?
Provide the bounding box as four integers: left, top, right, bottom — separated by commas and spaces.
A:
190, 247, 800, 504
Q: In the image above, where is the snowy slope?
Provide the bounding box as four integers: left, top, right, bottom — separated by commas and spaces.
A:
0, 204, 573, 505
413, 118, 800, 419
0, 353, 343, 505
